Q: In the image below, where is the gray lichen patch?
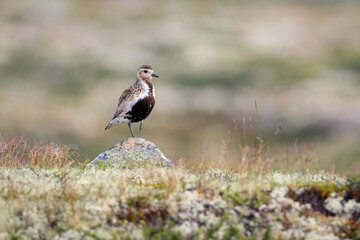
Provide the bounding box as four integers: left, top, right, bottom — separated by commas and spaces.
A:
88, 137, 174, 168
0, 168, 355, 240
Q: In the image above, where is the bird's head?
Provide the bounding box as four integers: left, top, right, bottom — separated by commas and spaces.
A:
137, 65, 159, 82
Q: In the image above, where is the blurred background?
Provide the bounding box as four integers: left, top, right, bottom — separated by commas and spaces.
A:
1, 0, 360, 172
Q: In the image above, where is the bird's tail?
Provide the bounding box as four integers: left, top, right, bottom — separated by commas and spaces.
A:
104, 122, 113, 130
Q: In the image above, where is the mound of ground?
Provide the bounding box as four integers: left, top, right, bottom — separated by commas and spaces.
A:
88, 137, 174, 168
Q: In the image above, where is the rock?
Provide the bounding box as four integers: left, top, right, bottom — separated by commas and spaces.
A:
88, 138, 174, 167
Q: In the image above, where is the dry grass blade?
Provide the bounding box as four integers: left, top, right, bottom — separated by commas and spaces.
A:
0, 133, 78, 168
275, 122, 283, 136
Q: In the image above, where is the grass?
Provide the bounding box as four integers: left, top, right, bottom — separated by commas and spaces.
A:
179, 103, 323, 175
0, 2, 359, 237
0, 134, 78, 168
0, 47, 116, 96
0, 0, 360, 174
0, 97, 358, 239
0, 165, 357, 239
0, 131, 359, 239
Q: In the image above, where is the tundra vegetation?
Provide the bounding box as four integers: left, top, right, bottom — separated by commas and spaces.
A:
1, 133, 359, 240
1, 0, 360, 239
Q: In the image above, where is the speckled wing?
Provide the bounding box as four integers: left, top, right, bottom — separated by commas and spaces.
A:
112, 87, 133, 120
104, 87, 133, 130
104, 82, 148, 130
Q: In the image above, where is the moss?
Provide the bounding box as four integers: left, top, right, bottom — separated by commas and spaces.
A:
227, 191, 246, 205
0, 168, 352, 239
335, 220, 360, 239
203, 213, 229, 239
252, 194, 270, 208
143, 222, 181, 240
222, 224, 242, 240
262, 227, 273, 240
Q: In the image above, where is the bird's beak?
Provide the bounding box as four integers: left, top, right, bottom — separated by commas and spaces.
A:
152, 73, 159, 78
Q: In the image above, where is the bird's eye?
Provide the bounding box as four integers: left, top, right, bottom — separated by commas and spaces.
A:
144, 70, 148, 73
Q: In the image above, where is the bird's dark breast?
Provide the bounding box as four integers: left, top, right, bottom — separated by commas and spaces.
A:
126, 96, 155, 123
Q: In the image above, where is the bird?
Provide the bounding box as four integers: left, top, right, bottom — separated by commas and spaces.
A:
104, 65, 159, 138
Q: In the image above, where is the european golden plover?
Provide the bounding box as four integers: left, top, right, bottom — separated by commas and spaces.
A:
104, 65, 158, 138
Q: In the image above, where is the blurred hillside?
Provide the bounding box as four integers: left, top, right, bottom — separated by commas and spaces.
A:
1, 0, 360, 171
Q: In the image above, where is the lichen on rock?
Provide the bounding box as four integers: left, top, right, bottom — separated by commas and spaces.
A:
88, 137, 174, 168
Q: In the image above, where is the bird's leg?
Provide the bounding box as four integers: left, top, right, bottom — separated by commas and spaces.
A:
139, 121, 143, 138
128, 122, 135, 137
